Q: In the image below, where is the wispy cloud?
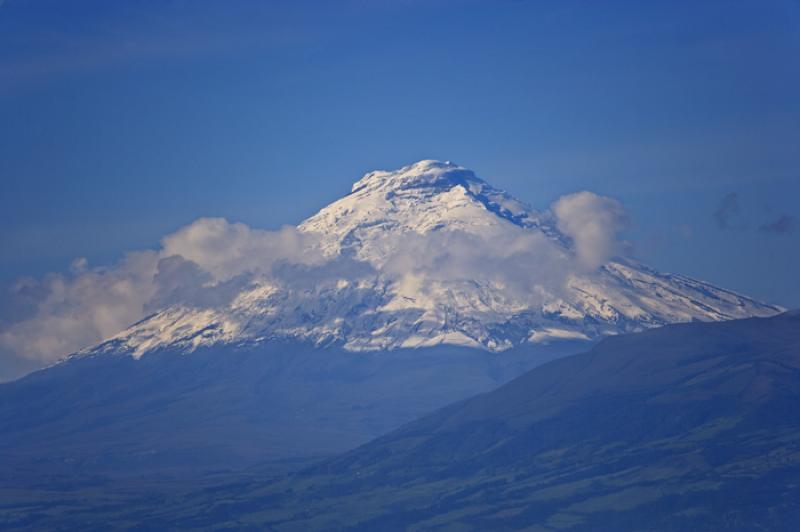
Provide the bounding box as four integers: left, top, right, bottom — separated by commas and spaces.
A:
712, 192, 796, 237
713, 192, 741, 230
759, 214, 795, 235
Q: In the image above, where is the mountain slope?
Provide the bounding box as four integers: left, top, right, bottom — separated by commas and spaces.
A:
83, 160, 780, 359
159, 311, 800, 531
0, 340, 580, 480
0, 161, 787, 529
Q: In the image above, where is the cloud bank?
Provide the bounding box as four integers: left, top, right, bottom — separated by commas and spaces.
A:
0, 251, 158, 366
0, 192, 631, 369
0, 219, 320, 367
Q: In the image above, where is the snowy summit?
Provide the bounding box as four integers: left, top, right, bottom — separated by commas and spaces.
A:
83, 160, 781, 358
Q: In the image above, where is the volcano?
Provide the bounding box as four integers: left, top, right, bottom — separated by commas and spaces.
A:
0, 161, 780, 484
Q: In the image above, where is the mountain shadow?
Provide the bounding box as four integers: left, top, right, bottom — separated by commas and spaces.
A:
0, 340, 579, 482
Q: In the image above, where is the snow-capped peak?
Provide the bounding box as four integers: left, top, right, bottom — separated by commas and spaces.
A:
300, 160, 541, 261
350, 160, 474, 193
81, 161, 783, 359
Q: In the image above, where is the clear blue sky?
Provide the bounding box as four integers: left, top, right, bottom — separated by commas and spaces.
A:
1, 0, 799, 307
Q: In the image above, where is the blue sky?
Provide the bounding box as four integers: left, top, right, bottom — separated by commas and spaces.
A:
1, 0, 798, 314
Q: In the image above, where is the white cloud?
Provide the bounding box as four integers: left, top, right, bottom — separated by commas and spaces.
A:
0, 251, 158, 364
382, 227, 572, 307
160, 218, 322, 281
0, 219, 321, 366
552, 191, 629, 270
0, 194, 631, 368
